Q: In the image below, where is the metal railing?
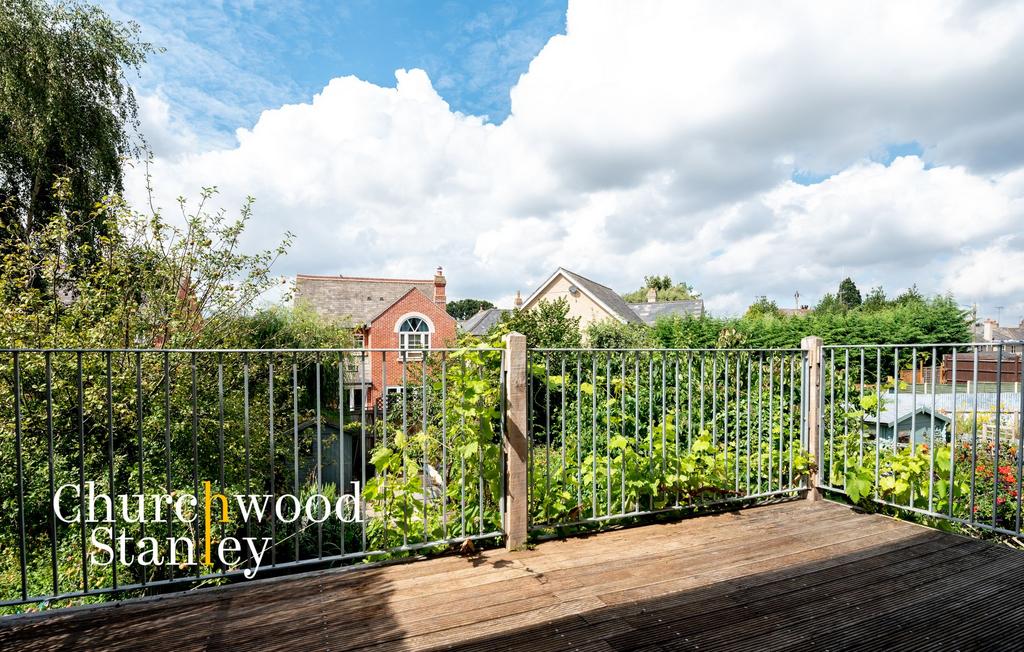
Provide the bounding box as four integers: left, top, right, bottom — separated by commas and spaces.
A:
525, 348, 808, 530
0, 346, 504, 607
817, 342, 1024, 537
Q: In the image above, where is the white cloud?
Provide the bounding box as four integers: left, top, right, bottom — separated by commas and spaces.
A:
131, 0, 1024, 322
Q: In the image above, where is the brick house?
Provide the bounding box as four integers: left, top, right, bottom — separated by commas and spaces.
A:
294, 268, 457, 411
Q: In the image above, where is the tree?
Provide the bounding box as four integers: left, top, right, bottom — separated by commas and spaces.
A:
862, 286, 887, 312
496, 298, 582, 348
814, 292, 842, 314
586, 319, 656, 349
893, 284, 924, 307
446, 298, 495, 320
745, 296, 780, 318
0, 0, 151, 266
838, 277, 862, 309
621, 275, 700, 302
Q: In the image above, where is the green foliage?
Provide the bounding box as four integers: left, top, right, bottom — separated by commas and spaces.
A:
0, 180, 292, 349
446, 298, 495, 321
585, 320, 657, 349
496, 298, 582, 348
746, 297, 780, 318
621, 275, 700, 303
862, 286, 887, 312
838, 277, 861, 309
0, 0, 153, 257
241, 302, 352, 349
654, 295, 969, 349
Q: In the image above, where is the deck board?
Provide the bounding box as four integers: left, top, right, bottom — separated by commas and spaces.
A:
3, 500, 1023, 651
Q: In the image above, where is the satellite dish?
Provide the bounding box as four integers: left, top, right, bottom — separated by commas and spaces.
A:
568, 285, 579, 296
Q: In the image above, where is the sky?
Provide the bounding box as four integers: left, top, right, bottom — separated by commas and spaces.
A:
105, 0, 1024, 322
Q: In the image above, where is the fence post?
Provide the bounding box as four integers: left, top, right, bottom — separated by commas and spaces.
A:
503, 332, 529, 549
802, 336, 823, 501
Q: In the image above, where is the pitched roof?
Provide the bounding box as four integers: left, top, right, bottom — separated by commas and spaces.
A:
863, 404, 952, 427
523, 268, 643, 324
460, 308, 508, 336
295, 274, 434, 325
627, 299, 704, 324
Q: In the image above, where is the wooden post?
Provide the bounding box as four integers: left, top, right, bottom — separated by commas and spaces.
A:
802, 336, 823, 502
503, 332, 529, 549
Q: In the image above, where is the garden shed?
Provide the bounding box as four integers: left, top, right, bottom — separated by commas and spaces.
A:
863, 405, 952, 446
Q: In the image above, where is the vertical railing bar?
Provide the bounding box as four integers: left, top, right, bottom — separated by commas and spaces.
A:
245, 352, 255, 565
634, 353, 639, 512
460, 356, 466, 538
313, 352, 323, 558
337, 352, 344, 555
77, 351, 87, 593
647, 353, 654, 512
527, 350, 533, 521
136, 352, 146, 586
699, 352, 705, 442
734, 352, 740, 494
774, 350, 782, 487
1015, 350, 1023, 534
875, 348, 882, 500
421, 352, 429, 543
13, 352, 28, 601
476, 360, 485, 537
993, 345, 1003, 530
163, 351, 173, 580
723, 351, 730, 487
359, 351, 368, 551
948, 351, 957, 519
401, 352, 409, 547
827, 349, 833, 489
768, 352, 775, 492
686, 351, 693, 449
545, 353, 551, 522
859, 349, 865, 466
674, 352, 680, 507
712, 352, 718, 449
268, 355, 277, 565
191, 353, 201, 576
106, 352, 118, 591
606, 352, 612, 517
622, 352, 628, 514
592, 353, 598, 518
576, 353, 582, 515
561, 355, 566, 481
843, 348, 849, 481
746, 353, 752, 494
928, 346, 937, 512
661, 351, 667, 466
441, 353, 448, 538
291, 354, 299, 562
757, 354, 763, 493
46, 352, 58, 595
498, 350, 505, 536
970, 347, 978, 525
788, 355, 796, 489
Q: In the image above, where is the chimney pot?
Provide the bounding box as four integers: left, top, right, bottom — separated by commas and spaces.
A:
646, 287, 657, 303
983, 319, 994, 342
433, 267, 447, 309
514, 290, 523, 308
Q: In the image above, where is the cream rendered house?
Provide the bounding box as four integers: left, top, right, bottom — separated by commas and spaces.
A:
519, 268, 646, 331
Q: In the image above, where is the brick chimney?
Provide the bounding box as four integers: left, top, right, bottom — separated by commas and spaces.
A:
514, 290, 523, 308
983, 318, 995, 342
433, 266, 447, 309
646, 287, 657, 303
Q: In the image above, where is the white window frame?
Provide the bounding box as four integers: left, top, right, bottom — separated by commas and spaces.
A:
394, 313, 434, 360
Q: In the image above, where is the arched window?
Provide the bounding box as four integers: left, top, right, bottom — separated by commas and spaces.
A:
398, 315, 431, 356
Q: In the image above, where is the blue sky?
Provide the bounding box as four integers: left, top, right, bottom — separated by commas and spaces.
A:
101, 0, 566, 145
116, 2, 1024, 321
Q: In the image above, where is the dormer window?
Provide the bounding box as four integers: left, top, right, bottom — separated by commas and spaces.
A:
397, 315, 431, 359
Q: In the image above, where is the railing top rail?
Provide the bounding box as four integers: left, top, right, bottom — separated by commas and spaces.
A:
0, 346, 504, 354
821, 341, 1024, 349
527, 347, 804, 353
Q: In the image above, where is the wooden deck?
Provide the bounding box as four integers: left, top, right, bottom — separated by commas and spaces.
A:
3, 500, 1024, 651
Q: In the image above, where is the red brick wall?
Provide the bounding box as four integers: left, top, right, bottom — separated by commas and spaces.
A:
364, 289, 457, 406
